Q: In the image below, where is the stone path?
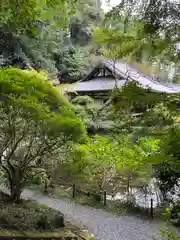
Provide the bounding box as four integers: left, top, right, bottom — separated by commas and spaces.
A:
0, 185, 163, 240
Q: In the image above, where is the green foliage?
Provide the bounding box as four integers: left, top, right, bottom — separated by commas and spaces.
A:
69, 135, 159, 192
112, 82, 162, 110
75, 195, 101, 207
58, 82, 179, 212
111, 82, 180, 133
106, 0, 180, 38
27, 168, 48, 186
0, 0, 77, 33
94, 0, 180, 82
0, 68, 85, 201
160, 229, 180, 240
111, 81, 180, 202
72, 96, 104, 131
70, 0, 103, 45
0, 0, 102, 80
105, 199, 146, 216
71, 95, 114, 134
56, 46, 91, 82
52, 186, 72, 199
0, 196, 64, 230
57, 84, 179, 217
72, 96, 94, 105
172, 72, 180, 84
68, 84, 179, 208
18, 27, 91, 80
94, 21, 177, 63
170, 201, 180, 225
153, 127, 180, 200
0, 230, 74, 237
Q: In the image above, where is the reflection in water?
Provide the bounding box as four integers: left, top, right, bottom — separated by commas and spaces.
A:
106, 178, 163, 208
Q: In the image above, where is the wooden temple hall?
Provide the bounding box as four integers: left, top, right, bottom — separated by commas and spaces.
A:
62, 60, 180, 100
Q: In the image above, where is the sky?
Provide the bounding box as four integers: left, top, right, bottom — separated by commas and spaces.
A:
101, 0, 120, 12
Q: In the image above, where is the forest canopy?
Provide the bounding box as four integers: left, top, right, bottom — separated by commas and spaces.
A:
0, 0, 103, 81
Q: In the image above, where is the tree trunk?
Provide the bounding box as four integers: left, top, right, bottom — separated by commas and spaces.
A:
10, 182, 22, 203
9, 168, 23, 203
127, 177, 130, 198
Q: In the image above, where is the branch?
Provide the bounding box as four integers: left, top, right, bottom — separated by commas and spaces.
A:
6, 134, 25, 163
20, 136, 34, 167
24, 167, 46, 175
0, 164, 12, 183
21, 140, 60, 169
5, 122, 28, 163
0, 137, 12, 159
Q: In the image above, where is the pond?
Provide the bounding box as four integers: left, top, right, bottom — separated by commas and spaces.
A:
106, 178, 163, 208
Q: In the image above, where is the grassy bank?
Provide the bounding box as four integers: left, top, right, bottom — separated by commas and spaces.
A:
0, 188, 95, 240
0, 191, 79, 239
0, 229, 75, 238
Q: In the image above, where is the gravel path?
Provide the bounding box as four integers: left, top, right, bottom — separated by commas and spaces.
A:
0, 185, 163, 240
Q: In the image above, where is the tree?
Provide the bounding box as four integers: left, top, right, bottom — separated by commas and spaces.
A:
111, 82, 179, 133
70, 0, 103, 45
93, 0, 180, 83
0, 0, 77, 34
106, 0, 180, 38
54, 45, 91, 82
72, 96, 101, 131
72, 95, 113, 134
0, 0, 97, 80
66, 134, 159, 199
153, 127, 180, 202
0, 68, 85, 201
111, 81, 180, 203
94, 19, 178, 64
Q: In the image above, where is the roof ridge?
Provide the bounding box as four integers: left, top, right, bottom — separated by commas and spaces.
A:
105, 59, 180, 91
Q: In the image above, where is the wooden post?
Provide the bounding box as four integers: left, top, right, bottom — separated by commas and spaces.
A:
150, 198, 153, 220
44, 179, 48, 194
72, 184, 76, 198
103, 191, 106, 206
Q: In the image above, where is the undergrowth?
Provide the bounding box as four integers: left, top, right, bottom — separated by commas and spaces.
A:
0, 192, 64, 231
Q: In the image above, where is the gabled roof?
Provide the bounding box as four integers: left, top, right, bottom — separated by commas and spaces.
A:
103, 60, 180, 93
64, 60, 180, 94
69, 78, 126, 92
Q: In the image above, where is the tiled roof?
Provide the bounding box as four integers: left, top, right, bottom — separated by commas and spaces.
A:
68, 77, 127, 92
104, 60, 180, 94
62, 60, 180, 94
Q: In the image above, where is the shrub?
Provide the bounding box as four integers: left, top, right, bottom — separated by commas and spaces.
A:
53, 186, 72, 199
27, 168, 49, 186
160, 229, 180, 240
0, 68, 85, 202
164, 201, 180, 226
36, 215, 52, 230
0, 199, 64, 230
91, 193, 101, 202
106, 200, 145, 215
171, 202, 180, 220
76, 196, 98, 206
72, 96, 94, 105
0, 206, 37, 230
